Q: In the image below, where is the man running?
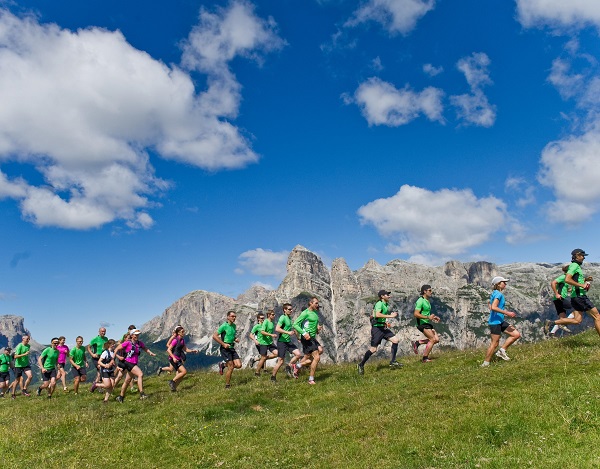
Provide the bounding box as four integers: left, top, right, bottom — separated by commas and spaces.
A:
0, 347, 12, 397
10, 335, 32, 398
272, 303, 302, 380
293, 297, 323, 385
248, 313, 265, 369
544, 249, 600, 337
548, 265, 574, 337
37, 338, 60, 398
412, 285, 441, 363
69, 336, 88, 394
87, 327, 108, 389
212, 310, 242, 389
357, 289, 402, 374
255, 310, 278, 379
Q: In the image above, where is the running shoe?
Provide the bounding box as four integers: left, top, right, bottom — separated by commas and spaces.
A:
292, 364, 300, 379
116, 395, 124, 403
248, 357, 256, 369
285, 365, 293, 378
218, 361, 226, 375
254, 372, 261, 377
168, 380, 176, 392
389, 361, 403, 368
22, 390, 30, 397
36, 387, 42, 396
543, 319, 552, 336
558, 324, 572, 333
90, 382, 97, 393
63, 387, 68, 392
422, 357, 433, 363
270, 376, 276, 382
0, 392, 4, 398
139, 392, 148, 400
47, 395, 51, 399
480, 362, 490, 367
157, 366, 163, 376
11, 394, 16, 399
357, 363, 364, 375
225, 384, 231, 389
495, 349, 510, 361
308, 379, 316, 385
412, 340, 420, 355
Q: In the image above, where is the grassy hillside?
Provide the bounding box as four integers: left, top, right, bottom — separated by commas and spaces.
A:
2, 332, 600, 468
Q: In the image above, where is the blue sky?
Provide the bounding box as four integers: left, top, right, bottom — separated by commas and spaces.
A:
2, 0, 600, 344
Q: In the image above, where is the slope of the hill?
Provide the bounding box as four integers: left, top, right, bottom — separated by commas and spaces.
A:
1, 332, 600, 468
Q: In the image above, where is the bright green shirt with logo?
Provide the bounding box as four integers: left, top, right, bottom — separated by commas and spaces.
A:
567, 262, 586, 297
217, 322, 237, 345
257, 319, 274, 345
70, 346, 86, 367
415, 297, 432, 326
277, 314, 293, 343
14, 343, 30, 368
373, 300, 390, 327
293, 309, 319, 338
40, 347, 59, 370
553, 274, 569, 299
0, 353, 11, 372
89, 335, 108, 356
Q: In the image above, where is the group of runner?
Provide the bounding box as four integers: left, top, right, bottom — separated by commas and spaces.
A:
3, 247, 597, 395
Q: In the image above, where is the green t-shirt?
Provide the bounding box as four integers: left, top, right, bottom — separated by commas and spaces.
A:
567, 262, 586, 297
293, 309, 319, 338
553, 274, 569, 299
217, 322, 237, 345
373, 300, 389, 327
70, 346, 86, 367
89, 335, 108, 356
13, 343, 30, 368
40, 347, 59, 370
277, 314, 293, 343
0, 353, 11, 372
257, 319, 274, 346
250, 323, 262, 339
415, 297, 432, 325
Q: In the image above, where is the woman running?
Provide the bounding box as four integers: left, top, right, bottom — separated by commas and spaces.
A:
98, 340, 116, 403
412, 285, 441, 363
56, 336, 70, 392
482, 276, 521, 367
166, 326, 198, 392
113, 329, 156, 402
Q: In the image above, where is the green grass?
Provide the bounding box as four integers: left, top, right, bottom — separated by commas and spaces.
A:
3, 332, 600, 468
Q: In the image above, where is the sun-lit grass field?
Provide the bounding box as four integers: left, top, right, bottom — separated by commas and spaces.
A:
2, 331, 600, 468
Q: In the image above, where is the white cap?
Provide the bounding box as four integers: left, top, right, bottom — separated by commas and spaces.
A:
491, 276, 509, 285
130, 329, 141, 335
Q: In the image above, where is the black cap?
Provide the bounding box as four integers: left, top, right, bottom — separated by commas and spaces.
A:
571, 248, 589, 257
378, 289, 391, 297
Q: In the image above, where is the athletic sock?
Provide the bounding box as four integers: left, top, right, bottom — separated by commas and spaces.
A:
550, 325, 560, 334
360, 350, 373, 366
390, 343, 398, 362
568, 313, 575, 319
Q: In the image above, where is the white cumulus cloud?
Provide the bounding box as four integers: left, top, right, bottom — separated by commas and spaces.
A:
0, 2, 282, 229
345, 0, 435, 35
346, 77, 444, 126
516, 0, 600, 31
237, 248, 289, 278
357, 185, 512, 256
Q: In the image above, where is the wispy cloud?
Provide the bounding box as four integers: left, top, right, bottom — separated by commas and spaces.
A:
345, 0, 436, 36
516, 0, 600, 31
236, 248, 289, 278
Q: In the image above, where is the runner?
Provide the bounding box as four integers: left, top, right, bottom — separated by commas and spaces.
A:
293, 297, 323, 385
114, 326, 136, 390
69, 336, 88, 394
212, 310, 242, 389
0, 347, 11, 397
272, 303, 302, 381
248, 313, 265, 369
37, 338, 60, 398
481, 276, 521, 367
166, 326, 198, 392
87, 327, 108, 389
412, 285, 441, 363
56, 336, 70, 392
157, 326, 182, 377
357, 289, 401, 374
548, 265, 574, 337
10, 335, 32, 398
98, 340, 116, 403
544, 249, 600, 337
113, 329, 156, 402
255, 310, 278, 379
